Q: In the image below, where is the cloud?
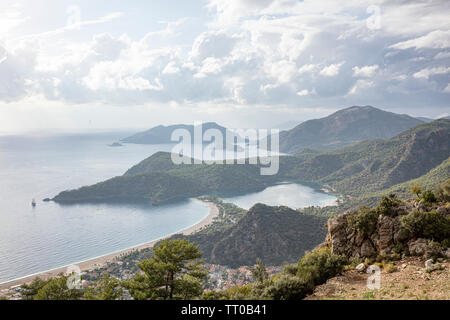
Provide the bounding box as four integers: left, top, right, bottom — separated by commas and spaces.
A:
1, 0, 449, 113
0, 41, 37, 102
348, 79, 375, 95
413, 67, 450, 79
320, 62, 344, 77
19, 12, 124, 40
390, 30, 450, 50
353, 65, 379, 78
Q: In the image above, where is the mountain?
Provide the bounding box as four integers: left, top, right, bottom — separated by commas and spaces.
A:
416, 116, 435, 122
278, 106, 424, 154
121, 122, 228, 144
52, 120, 450, 206
173, 204, 328, 267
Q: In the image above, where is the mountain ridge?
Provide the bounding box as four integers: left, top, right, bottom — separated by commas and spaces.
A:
279, 106, 424, 154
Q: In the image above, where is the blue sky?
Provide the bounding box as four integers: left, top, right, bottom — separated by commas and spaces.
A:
0, 0, 449, 133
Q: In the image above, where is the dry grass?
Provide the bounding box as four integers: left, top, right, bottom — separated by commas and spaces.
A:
305, 257, 449, 300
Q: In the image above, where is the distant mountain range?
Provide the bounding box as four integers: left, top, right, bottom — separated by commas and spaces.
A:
121, 122, 228, 144
173, 203, 328, 267
52, 119, 450, 206
278, 106, 424, 154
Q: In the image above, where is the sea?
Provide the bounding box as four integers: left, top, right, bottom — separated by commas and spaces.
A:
0, 131, 336, 284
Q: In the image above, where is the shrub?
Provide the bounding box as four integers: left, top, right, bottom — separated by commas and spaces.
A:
401, 209, 450, 242
297, 248, 347, 287
425, 241, 444, 261
280, 263, 298, 276
375, 193, 401, 216
384, 263, 397, 273
347, 206, 379, 237
223, 285, 252, 300
201, 291, 229, 300
435, 179, 450, 202
422, 190, 437, 206
263, 274, 313, 300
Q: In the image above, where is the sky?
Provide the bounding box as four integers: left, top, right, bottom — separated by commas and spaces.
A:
0, 0, 449, 133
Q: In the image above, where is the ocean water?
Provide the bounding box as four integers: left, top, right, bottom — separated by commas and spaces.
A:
0, 132, 209, 284
0, 131, 336, 284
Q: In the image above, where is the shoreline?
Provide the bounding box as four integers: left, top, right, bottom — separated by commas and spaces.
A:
0, 199, 219, 291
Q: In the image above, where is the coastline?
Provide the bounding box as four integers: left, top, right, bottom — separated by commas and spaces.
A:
0, 199, 219, 291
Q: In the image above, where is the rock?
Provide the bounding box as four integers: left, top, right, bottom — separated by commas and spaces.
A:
401, 263, 407, 269
377, 215, 394, 252
360, 240, 376, 257
355, 263, 366, 272
408, 238, 428, 256
425, 259, 434, 269
445, 248, 450, 259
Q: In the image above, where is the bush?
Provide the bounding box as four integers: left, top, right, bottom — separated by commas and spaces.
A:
375, 193, 401, 216
435, 179, 450, 202
223, 285, 252, 300
347, 206, 379, 237
401, 209, 450, 242
297, 248, 347, 287
425, 241, 444, 261
280, 263, 298, 276
422, 190, 437, 206
263, 274, 313, 300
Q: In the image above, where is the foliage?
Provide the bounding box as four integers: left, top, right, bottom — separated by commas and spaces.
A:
176, 204, 328, 267
409, 184, 423, 199
123, 239, 207, 300
54, 120, 450, 206
250, 259, 268, 283
347, 206, 379, 237
401, 209, 450, 242
375, 193, 401, 216
21, 277, 51, 300
262, 274, 313, 300
32, 275, 84, 300
297, 248, 347, 287
425, 241, 445, 261
422, 190, 437, 206
435, 179, 450, 202
84, 274, 122, 300
195, 196, 247, 235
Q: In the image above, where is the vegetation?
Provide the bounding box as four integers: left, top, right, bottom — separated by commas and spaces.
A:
347, 206, 379, 237
123, 239, 207, 300
195, 196, 247, 235
53, 120, 450, 208
83, 274, 122, 300
400, 210, 450, 243
296, 248, 347, 287
279, 106, 423, 154
21, 274, 84, 300
171, 204, 328, 267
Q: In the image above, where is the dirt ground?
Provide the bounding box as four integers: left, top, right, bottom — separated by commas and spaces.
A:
305, 257, 449, 300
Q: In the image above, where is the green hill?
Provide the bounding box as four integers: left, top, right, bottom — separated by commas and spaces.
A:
53, 120, 450, 206
278, 106, 424, 154
172, 203, 328, 267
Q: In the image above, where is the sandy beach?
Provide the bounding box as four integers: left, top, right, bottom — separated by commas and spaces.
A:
0, 199, 219, 291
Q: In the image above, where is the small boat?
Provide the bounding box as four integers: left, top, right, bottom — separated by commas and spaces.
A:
31, 199, 36, 207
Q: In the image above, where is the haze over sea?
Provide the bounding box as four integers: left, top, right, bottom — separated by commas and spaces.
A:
0, 131, 336, 283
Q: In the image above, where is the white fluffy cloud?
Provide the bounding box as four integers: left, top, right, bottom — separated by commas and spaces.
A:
353, 65, 379, 78
320, 63, 344, 77
0, 0, 449, 113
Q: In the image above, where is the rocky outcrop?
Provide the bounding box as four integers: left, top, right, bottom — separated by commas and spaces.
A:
324, 200, 450, 260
